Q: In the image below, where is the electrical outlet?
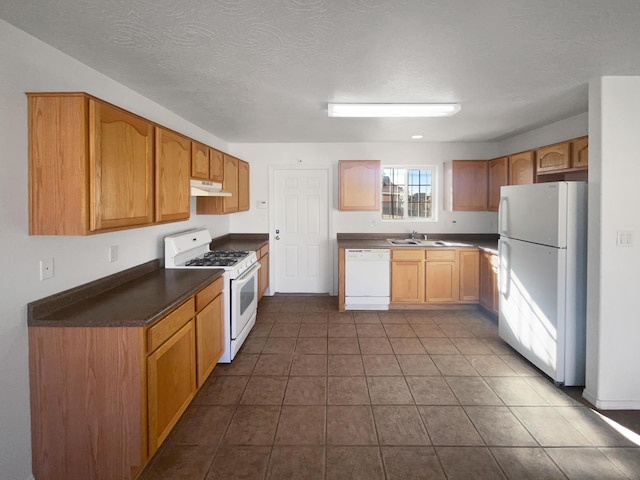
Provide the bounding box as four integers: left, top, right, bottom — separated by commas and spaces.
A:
40, 258, 54, 281
108, 245, 119, 263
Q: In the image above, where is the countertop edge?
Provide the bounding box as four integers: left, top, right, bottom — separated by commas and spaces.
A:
28, 263, 224, 328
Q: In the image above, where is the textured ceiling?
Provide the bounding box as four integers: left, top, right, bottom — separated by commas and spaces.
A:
2, 0, 640, 143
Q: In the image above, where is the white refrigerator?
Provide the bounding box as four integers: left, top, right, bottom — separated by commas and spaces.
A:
498, 181, 587, 386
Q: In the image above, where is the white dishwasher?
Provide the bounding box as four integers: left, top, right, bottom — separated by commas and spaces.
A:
345, 249, 390, 310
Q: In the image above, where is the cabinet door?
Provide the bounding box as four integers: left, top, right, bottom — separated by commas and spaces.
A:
210, 148, 224, 182
196, 294, 223, 387
536, 142, 570, 173
509, 151, 534, 185
222, 154, 239, 213
458, 249, 479, 302
451, 160, 488, 211
338, 160, 381, 211
571, 136, 588, 169
238, 160, 250, 212
155, 127, 191, 223
479, 251, 499, 314
90, 100, 154, 231
425, 262, 457, 302
488, 157, 509, 212
258, 252, 269, 302
391, 260, 424, 303
191, 141, 210, 179
147, 320, 196, 454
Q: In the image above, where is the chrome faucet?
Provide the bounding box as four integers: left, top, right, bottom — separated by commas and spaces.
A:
410, 230, 418, 239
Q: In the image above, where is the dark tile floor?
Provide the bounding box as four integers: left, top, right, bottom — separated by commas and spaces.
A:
140, 296, 640, 480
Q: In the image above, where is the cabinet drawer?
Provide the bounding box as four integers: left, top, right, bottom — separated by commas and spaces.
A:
391, 249, 423, 261
259, 243, 269, 258
148, 298, 195, 353
425, 249, 456, 261
195, 277, 223, 312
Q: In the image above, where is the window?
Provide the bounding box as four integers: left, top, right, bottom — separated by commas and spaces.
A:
382, 166, 435, 220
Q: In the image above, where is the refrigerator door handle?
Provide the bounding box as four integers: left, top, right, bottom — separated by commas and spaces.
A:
499, 195, 509, 236
498, 240, 510, 298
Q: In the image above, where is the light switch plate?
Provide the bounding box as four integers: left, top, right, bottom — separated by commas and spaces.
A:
109, 245, 119, 262
617, 231, 633, 247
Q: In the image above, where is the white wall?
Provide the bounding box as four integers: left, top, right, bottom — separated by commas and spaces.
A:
229, 142, 500, 236
0, 20, 231, 480
497, 112, 588, 155
583, 77, 640, 409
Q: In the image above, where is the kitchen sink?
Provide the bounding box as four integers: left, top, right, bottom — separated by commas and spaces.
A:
386, 239, 472, 247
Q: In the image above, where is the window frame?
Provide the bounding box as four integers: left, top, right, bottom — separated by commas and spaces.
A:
381, 165, 438, 222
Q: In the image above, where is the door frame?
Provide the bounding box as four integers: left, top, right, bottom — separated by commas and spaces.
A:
268, 164, 335, 295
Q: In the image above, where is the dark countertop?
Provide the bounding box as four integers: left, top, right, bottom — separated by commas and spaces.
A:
28, 260, 223, 328
210, 233, 269, 252
337, 233, 499, 254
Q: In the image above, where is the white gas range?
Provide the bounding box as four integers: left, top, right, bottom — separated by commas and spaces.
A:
164, 228, 260, 363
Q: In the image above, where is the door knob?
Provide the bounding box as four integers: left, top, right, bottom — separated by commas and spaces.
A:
275, 235, 280, 240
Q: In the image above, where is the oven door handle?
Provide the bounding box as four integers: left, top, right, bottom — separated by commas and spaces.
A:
234, 262, 261, 285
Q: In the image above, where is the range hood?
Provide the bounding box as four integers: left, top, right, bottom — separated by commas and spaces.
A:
190, 179, 231, 197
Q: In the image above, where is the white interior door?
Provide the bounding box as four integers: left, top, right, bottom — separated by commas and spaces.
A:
272, 168, 330, 293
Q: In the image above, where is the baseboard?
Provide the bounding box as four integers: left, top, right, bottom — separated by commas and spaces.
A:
582, 389, 640, 409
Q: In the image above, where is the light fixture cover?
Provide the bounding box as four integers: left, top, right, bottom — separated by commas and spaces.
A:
328, 103, 461, 118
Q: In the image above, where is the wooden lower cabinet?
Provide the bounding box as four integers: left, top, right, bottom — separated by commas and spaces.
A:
195, 277, 224, 387
147, 319, 196, 453
28, 278, 223, 479
425, 249, 458, 303
479, 250, 499, 316
425, 261, 457, 302
28, 326, 147, 480
257, 243, 269, 301
390, 250, 424, 303
458, 249, 480, 302
389, 247, 481, 308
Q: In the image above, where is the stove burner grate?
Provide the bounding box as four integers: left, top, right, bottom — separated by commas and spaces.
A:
185, 257, 238, 267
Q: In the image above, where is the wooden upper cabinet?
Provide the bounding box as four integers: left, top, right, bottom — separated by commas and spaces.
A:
571, 136, 588, 169
90, 100, 155, 231
28, 93, 155, 235
536, 141, 570, 173
509, 151, 535, 185
29, 93, 90, 235
238, 159, 250, 212
195, 153, 249, 215
450, 160, 488, 211
222, 154, 239, 213
338, 160, 381, 211
191, 141, 210, 179
155, 127, 191, 223
488, 157, 509, 212
209, 148, 224, 182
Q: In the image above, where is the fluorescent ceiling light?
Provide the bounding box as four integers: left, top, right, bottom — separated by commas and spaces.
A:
328, 103, 461, 118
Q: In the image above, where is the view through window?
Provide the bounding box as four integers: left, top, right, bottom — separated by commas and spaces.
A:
382, 167, 435, 220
